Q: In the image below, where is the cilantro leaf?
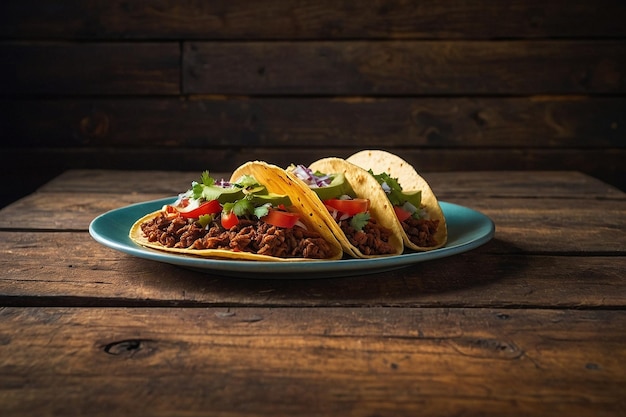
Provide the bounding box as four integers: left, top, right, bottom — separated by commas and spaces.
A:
200, 171, 214, 186
190, 181, 203, 200
221, 202, 235, 214
368, 170, 421, 208
350, 212, 370, 232
192, 182, 230, 202
223, 198, 255, 218
191, 171, 216, 200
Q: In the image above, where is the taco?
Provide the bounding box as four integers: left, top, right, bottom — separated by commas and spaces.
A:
129, 161, 343, 261
286, 158, 404, 258
346, 150, 447, 251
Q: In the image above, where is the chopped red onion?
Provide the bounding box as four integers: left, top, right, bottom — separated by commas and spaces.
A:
215, 178, 231, 187
292, 164, 331, 187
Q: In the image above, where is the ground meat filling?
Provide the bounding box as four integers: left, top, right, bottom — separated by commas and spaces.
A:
140, 212, 334, 259
401, 217, 440, 247
338, 218, 396, 256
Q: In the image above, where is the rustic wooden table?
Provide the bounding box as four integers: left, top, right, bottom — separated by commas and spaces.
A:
1, 169, 625, 417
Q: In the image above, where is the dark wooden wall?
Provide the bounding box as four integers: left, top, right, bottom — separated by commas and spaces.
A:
1, 0, 625, 207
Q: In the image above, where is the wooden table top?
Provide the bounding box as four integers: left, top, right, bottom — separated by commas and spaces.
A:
1, 169, 625, 417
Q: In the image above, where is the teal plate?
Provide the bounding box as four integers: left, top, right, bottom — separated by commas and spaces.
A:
89, 198, 495, 278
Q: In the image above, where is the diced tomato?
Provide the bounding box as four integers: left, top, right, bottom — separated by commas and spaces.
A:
323, 198, 370, 216
164, 205, 179, 214
178, 197, 190, 208
221, 211, 239, 229
393, 205, 412, 222
262, 209, 300, 228
178, 200, 222, 219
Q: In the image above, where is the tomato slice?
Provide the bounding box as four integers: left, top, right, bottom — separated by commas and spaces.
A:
393, 205, 412, 222
323, 198, 370, 216
178, 200, 222, 219
262, 209, 300, 228
221, 211, 239, 229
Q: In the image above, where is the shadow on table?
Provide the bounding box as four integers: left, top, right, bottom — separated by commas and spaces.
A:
139, 238, 528, 307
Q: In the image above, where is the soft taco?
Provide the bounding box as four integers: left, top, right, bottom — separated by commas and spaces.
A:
346, 150, 447, 251
286, 158, 404, 258
129, 161, 343, 261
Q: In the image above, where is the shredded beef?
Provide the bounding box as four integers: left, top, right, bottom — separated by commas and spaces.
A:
338, 218, 396, 255
402, 217, 440, 247
140, 213, 334, 259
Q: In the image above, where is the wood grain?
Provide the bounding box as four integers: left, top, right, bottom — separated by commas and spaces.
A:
183, 41, 626, 95
0, 307, 624, 417
3, 40, 623, 96
0, 231, 624, 308
2, 0, 624, 39
1, 5, 624, 195
0, 42, 180, 95
3, 97, 624, 148
2, 149, 624, 193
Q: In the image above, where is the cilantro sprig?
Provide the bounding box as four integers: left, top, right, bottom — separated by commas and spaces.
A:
350, 212, 370, 232
222, 199, 254, 217
368, 170, 422, 211
190, 171, 224, 201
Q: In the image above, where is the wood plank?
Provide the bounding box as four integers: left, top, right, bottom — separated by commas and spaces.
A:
35, 170, 626, 200
0, 307, 624, 417
0, 231, 624, 307
183, 41, 626, 95
2, 148, 624, 192
0, 42, 180, 95
1, 0, 624, 39
0, 192, 169, 229
2, 97, 624, 148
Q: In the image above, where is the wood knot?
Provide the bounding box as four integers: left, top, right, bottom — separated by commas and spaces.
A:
103, 339, 156, 358
79, 111, 110, 139
449, 337, 523, 360
470, 111, 488, 127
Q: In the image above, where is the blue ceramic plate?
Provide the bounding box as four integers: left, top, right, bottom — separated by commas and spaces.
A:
89, 198, 495, 278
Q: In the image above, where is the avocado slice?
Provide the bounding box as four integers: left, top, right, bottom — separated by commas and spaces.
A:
310, 173, 356, 200
249, 192, 292, 207
215, 187, 246, 204
191, 182, 246, 204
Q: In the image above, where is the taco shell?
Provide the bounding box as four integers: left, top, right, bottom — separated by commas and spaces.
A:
129, 161, 343, 261
293, 157, 405, 258
347, 150, 447, 251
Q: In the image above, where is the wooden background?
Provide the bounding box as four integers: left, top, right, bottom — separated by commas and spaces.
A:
1, 0, 625, 207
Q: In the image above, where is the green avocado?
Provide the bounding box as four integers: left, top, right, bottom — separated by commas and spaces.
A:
214, 187, 245, 204
310, 173, 356, 200
249, 192, 292, 207
191, 182, 246, 204
243, 185, 268, 196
